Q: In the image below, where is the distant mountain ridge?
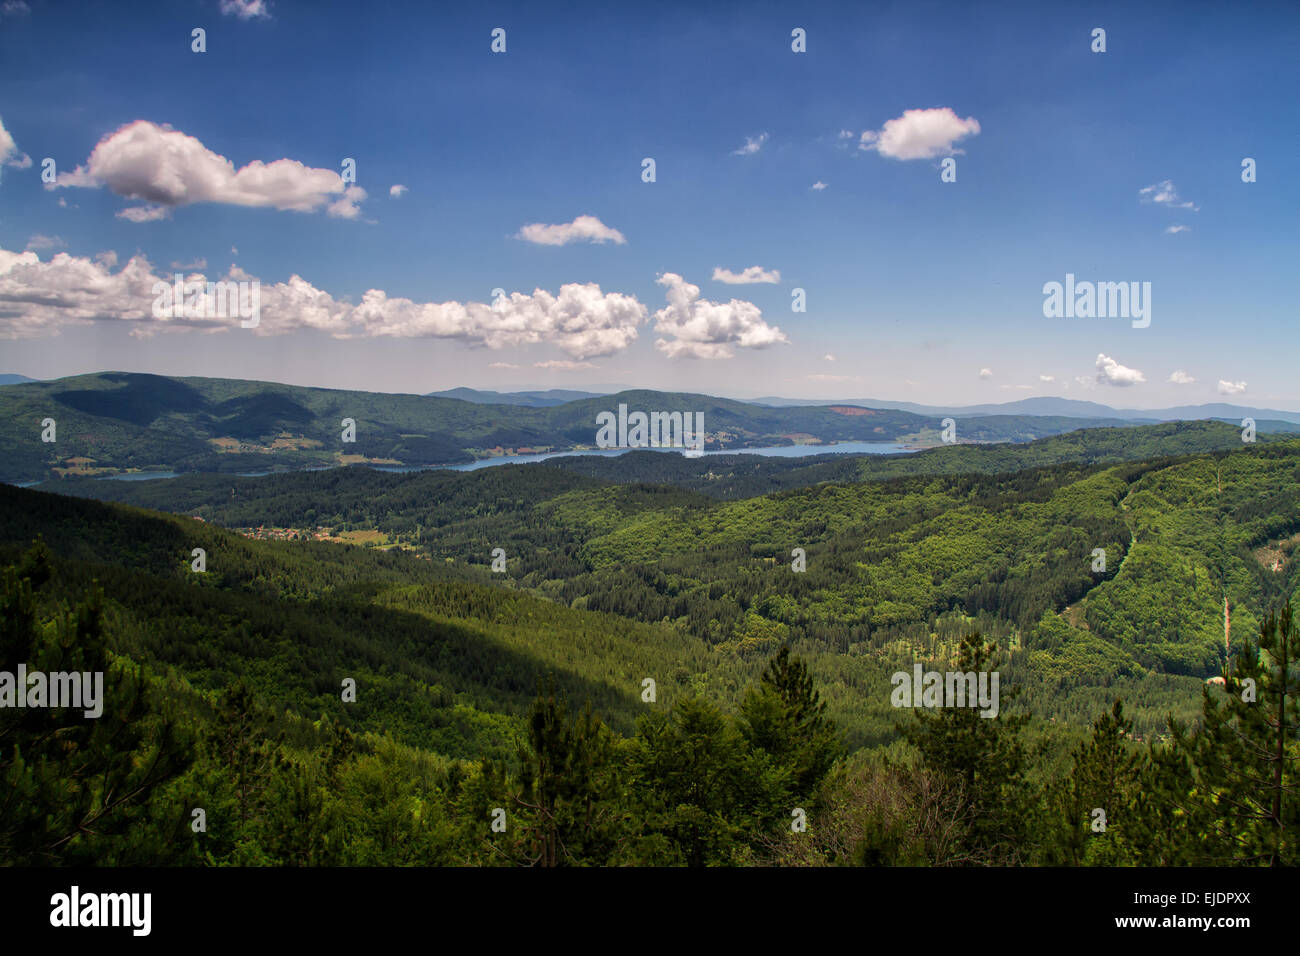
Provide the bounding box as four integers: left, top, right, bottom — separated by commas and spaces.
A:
0, 371, 1293, 483
750, 394, 1300, 424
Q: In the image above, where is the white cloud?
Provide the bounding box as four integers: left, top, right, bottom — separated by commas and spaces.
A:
488, 361, 519, 369
811, 181, 828, 190
389, 184, 408, 198
1218, 379, 1247, 395
326, 185, 367, 219
25, 235, 65, 251
712, 265, 780, 285
979, 367, 993, 379
1168, 369, 1195, 385
837, 130, 854, 140
534, 360, 595, 370
515, 215, 626, 246
1139, 180, 1199, 211
0, 115, 32, 172
1095, 353, 1146, 387
732, 133, 769, 156
1039, 374, 1056, 383
1, 2, 30, 18
48, 120, 360, 219
652, 272, 788, 359
219, 0, 269, 19
859, 107, 980, 160
116, 205, 171, 223
1165, 224, 1190, 234
823, 353, 836, 362
0, 244, 649, 357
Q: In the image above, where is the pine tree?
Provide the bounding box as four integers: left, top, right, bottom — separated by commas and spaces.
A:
1161, 601, 1298, 865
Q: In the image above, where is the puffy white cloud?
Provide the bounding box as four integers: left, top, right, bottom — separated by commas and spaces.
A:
389, 184, 408, 198
859, 108, 980, 160
1168, 369, 1195, 385
652, 272, 788, 359
49, 120, 359, 218
712, 265, 780, 285
1140, 180, 1199, 211
1039, 374, 1056, 383
0, 247, 206, 339
0, 114, 32, 172
220, 0, 269, 19
1165, 224, 1190, 234
811, 181, 828, 190
823, 353, 836, 362
326, 185, 367, 219
515, 215, 626, 246
979, 367, 993, 379
0, 244, 648, 357
1095, 353, 1145, 386
340, 282, 645, 358
1218, 379, 1247, 395
732, 133, 768, 156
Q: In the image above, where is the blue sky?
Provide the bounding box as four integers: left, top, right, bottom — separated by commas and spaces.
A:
0, 0, 1296, 407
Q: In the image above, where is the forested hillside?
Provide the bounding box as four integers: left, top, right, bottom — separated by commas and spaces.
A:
0, 371, 1169, 482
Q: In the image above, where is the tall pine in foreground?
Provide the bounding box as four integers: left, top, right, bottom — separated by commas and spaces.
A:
903, 631, 1032, 865
1157, 602, 1298, 865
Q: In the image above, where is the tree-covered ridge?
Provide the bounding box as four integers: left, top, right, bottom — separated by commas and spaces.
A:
3, 539, 1295, 867
0, 370, 1245, 482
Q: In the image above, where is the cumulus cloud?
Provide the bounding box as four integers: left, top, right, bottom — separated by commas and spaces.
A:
1165, 224, 1190, 234
0, 114, 32, 173
389, 184, 408, 198
732, 133, 769, 156
824, 353, 836, 362
712, 265, 780, 285
0, 244, 649, 357
1095, 353, 1145, 387
1039, 374, 1056, 383
515, 215, 626, 246
652, 273, 788, 359
326, 185, 367, 219
979, 367, 993, 379
858, 107, 980, 160
48, 120, 360, 219
1168, 369, 1195, 385
220, 0, 269, 19
1218, 379, 1247, 395
1140, 180, 1199, 211
811, 181, 828, 190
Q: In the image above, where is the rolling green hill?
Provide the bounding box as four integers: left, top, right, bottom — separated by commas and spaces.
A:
0, 371, 1157, 482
